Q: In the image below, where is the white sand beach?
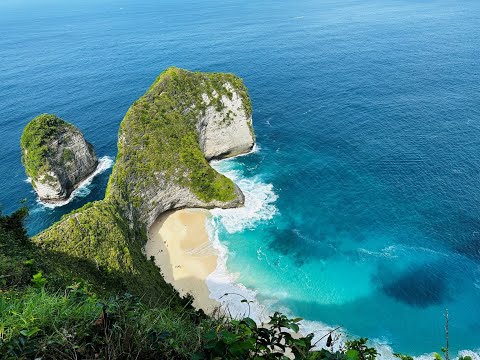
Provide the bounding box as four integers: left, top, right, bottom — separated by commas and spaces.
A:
146, 208, 219, 313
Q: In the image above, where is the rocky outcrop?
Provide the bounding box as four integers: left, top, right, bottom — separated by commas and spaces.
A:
139, 175, 245, 229
198, 82, 254, 160
21, 114, 98, 202
107, 67, 255, 227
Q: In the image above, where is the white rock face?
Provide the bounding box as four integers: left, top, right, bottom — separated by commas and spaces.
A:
29, 130, 98, 202
197, 82, 255, 160
34, 171, 67, 201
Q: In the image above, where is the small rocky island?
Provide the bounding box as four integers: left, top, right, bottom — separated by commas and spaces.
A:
21, 114, 98, 202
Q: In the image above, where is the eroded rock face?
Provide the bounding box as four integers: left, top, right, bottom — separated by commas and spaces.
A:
21, 114, 98, 202
198, 82, 255, 160
140, 174, 245, 229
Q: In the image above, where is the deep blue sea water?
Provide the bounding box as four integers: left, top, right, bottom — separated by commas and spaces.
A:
1, 0, 480, 356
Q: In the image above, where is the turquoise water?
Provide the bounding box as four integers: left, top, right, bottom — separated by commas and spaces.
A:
1, 0, 479, 356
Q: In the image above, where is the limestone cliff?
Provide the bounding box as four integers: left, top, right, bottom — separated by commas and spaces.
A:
33, 68, 255, 290
21, 114, 98, 202
198, 82, 254, 160
106, 67, 255, 227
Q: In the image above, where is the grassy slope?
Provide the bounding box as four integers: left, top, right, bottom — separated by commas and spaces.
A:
0, 209, 204, 359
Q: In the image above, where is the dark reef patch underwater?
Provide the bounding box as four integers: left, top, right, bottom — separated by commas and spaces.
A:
380, 263, 450, 308
1, 0, 480, 356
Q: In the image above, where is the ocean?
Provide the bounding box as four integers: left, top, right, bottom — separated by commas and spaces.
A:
1, 0, 479, 356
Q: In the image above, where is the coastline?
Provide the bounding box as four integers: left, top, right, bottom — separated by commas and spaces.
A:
36, 156, 114, 209
144, 146, 260, 314
146, 208, 220, 313
142, 158, 480, 360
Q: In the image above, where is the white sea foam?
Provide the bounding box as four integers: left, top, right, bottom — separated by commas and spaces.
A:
210, 161, 276, 235
205, 151, 277, 322
36, 156, 114, 208
206, 219, 269, 323
302, 321, 479, 360
211, 181, 277, 234
457, 350, 480, 360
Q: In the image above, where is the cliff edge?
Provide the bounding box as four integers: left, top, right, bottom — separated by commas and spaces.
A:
106, 67, 255, 227
20, 114, 98, 202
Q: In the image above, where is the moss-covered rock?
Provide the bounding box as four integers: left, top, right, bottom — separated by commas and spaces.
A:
20, 114, 98, 202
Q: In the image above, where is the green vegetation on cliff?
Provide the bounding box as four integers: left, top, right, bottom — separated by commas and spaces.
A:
108, 67, 251, 208
20, 113, 98, 202
30, 68, 253, 304
20, 114, 71, 179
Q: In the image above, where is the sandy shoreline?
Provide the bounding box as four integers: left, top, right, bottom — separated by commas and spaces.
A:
146, 208, 219, 313
145, 209, 326, 359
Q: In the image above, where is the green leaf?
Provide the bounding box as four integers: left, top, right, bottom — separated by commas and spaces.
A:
229, 338, 255, 356
220, 331, 237, 345
346, 350, 360, 360
31, 271, 46, 288
241, 317, 257, 330
23, 259, 34, 266
290, 322, 300, 333
26, 327, 40, 337
204, 330, 217, 342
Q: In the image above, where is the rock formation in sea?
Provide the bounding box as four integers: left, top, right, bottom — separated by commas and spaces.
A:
106, 67, 255, 227
20, 114, 98, 202
32, 68, 254, 295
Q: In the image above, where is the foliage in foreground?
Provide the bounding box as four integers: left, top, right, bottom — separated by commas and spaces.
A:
194, 307, 395, 360
0, 207, 380, 359
0, 207, 205, 359
0, 287, 193, 359
1, 283, 381, 360
1, 207, 472, 359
